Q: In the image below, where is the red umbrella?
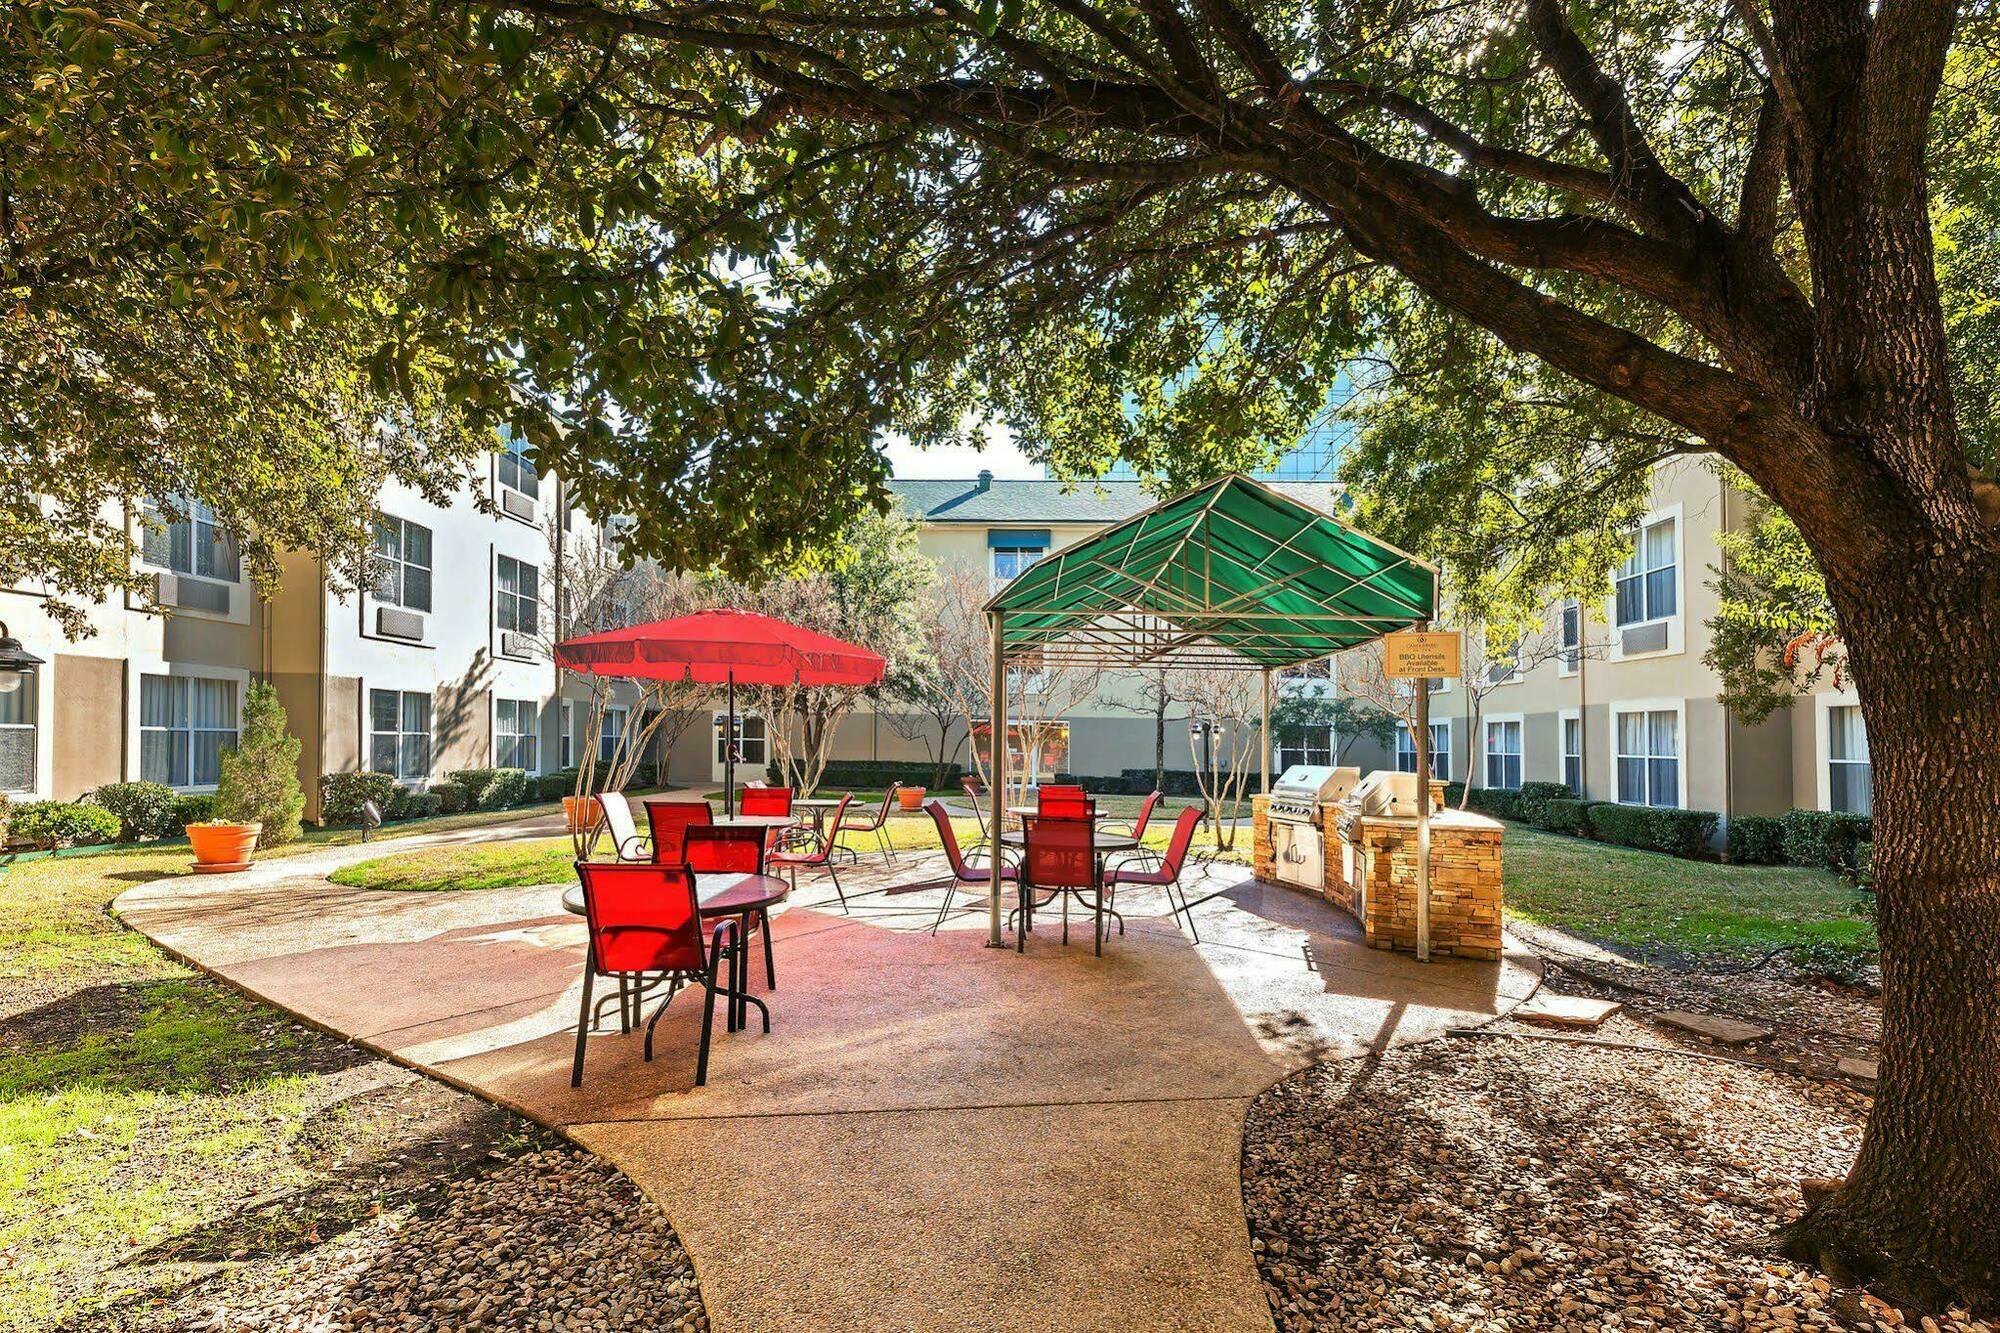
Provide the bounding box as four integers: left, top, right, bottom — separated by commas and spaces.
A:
555, 609, 887, 812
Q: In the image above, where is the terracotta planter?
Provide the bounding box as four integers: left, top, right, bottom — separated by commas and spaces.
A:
187, 822, 261, 873
897, 787, 927, 810
563, 795, 603, 834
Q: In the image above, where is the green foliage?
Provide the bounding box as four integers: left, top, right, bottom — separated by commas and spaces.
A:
428, 782, 471, 815
445, 768, 530, 811
89, 781, 181, 841
1586, 803, 1720, 859
318, 771, 398, 825
170, 793, 216, 827
1512, 782, 1574, 827
0, 792, 9, 845
388, 788, 444, 820
1781, 810, 1874, 875
1854, 840, 1875, 889
1534, 797, 1597, 837
328, 837, 575, 893
1270, 693, 1399, 759
816, 760, 961, 791
9, 801, 121, 848
536, 770, 581, 802
1726, 815, 1789, 865
212, 682, 304, 847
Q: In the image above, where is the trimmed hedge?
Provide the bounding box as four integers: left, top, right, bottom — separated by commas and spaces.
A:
429, 781, 471, 814
1587, 802, 1720, 857
1533, 797, 1597, 837
446, 767, 530, 810
390, 788, 444, 820
1781, 809, 1873, 874
172, 793, 217, 827
1726, 814, 1787, 865
10, 800, 121, 848
90, 781, 182, 841
813, 759, 965, 790
537, 770, 580, 801
1513, 781, 1574, 825
320, 771, 399, 824
1854, 840, 1874, 888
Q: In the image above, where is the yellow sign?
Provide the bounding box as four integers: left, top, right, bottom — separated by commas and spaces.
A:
1383, 631, 1462, 679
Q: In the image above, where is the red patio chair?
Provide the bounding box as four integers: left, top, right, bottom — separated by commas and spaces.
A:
646, 799, 713, 868
959, 775, 989, 836
925, 800, 1018, 935
838, 784, 901, 867
685, 824, 779, 992
571, 862, 763, 1088
1105, 806, 1206, 941
1103, 789, 1164, 869
768, 793, 852, 913
1020, 812, 1118, 955
741, 785, 794, 816
1037, 785, 1091, 820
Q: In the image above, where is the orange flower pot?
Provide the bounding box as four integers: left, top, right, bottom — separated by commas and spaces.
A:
897, 787, 927, 810
187, 822, 261, 873
563, 795, 604, 834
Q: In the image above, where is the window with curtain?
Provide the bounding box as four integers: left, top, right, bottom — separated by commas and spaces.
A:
496, 699, 538, 772
1485, 720, 1523, 789
497, 430, 540, 501
371, 516, 433, 612
497, 556, 538, 636
141, 498, 240, 583
1828, 705, 1872, 815
1614, 518, 1677, 626
0, 679, 36, 793
140, 675, 239, 787
1276, 725, 1333, 770
1395, 723, 1450, 781
369, 689, 432, 781
1563, 716, 1583, 793
1616, 708, 1680, 807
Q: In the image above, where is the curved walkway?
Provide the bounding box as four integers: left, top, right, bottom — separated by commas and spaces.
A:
115, 822, 1539, 1332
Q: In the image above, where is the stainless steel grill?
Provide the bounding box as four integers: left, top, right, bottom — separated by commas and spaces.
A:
1267, 765, 1358, 822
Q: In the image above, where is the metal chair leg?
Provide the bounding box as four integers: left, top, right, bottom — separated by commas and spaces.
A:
644, 972, 680, 1062
876, 825, 894, 867
826, 863, 848, 912
759, 907, 776, 988
571, 951, 596, 1088
696, 963, 719, 1087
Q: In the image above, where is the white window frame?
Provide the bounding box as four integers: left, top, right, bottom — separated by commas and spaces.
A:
1815, 691, 1872, 815
1612, 697, 1686, 809
1394, 719, 1451, 782
1483, 713, 1524, 790
0, 638, 52, 799
371, 515, 434, 613
990, 542, 1046, 584
138, 496, 241, 586
495, 698, 540, 773
598, 705, 629, 767
560, 700, 575, 771
1557, 599, 1582, 678
1609, 504, 1684, 659
125, 662, 250, 793
1559, 708, 1583, 795
496, 554, 539, 643
712, 709, 768, 775
496, 430, 540, 506
366, 687, 434, 784
1274, 722, 1335, 771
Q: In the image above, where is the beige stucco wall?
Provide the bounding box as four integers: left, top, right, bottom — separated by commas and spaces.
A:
50, 654, 127, 797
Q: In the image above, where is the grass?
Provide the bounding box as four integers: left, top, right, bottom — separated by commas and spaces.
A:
1501, 824, 1876, 960
0, 801, 564, 1331
329, 836, 575, 891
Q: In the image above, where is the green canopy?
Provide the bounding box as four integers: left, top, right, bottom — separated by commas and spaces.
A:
986, 474, 1437, 670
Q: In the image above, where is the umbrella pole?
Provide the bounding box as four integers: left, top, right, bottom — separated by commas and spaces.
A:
726, 671, 737, 818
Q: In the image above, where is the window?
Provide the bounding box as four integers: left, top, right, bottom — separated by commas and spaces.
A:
140, 675, 238, 788
1615, 518, 1677, 626
1828, 704, 1872, 815
991, 543, 1044, 582
371, 516, 433, 612
972, 720, 1069, 779
1562, 715, 1583, 793
141, 498, 239, 583
1485, 719, 1522, 790
497, 430, 540, 501
0, 677, 35, 794
497, 699, 539, 772
598, 707, 628, 766
369, 689, 432, 781
1279, 657, 1332, 680
1559, 600, 1582, 675
1276, 724, 1333, 770
1395, 722, 1450, 781
560, 701, 575, 770
497, 556, 539, 636
1616, 708, 1680, 807
716, 711, 767, 768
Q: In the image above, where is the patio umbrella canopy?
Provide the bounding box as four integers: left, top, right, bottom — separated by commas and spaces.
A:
554, 609, 886, 813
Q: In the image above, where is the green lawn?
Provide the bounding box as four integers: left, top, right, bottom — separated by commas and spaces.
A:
329, 836, 576, 891
0, 802, 561, 1330
1501, 825, 1876, 960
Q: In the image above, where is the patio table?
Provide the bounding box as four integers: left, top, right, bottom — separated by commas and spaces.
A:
564, 871, 788, 1031
792, 797, 845, 853
1000, 827, 1140, 854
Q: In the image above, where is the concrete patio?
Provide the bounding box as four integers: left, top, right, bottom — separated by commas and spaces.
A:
114, 820, 1539, 1332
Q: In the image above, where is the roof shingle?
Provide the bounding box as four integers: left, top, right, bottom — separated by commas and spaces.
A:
890, 477, 1342, 526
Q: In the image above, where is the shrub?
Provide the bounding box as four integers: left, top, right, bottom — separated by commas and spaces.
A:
1115, 768, 1205, 796
1462, 784, 1523, 821
10, 800, 121, 848
1587, 802, 1719, 858
213, 682, 305, 847
90, 780, 181, 840
1442, 781, 1466, 806
0, 792, 9, 846
1726, 814, 1787, 865
537, 770, 580, 801
320, 770, 399, 824
171, 793, 217, 827
1514, 781, 1575, 826
447, 767, 530, 810
1781, 809, 1874, 873
429, 781, 470, 814
1534, 797, 1597, 837
1853, 840, 1875, 889
389, 788, 444, 820
814, 760, 966, 791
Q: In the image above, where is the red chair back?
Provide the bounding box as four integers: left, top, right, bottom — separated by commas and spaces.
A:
1159, 806, 1204, 876
741, 785, 793, 816
685, 825, 766, 875
780, 794, 851, 866
646, 800, 713, 867
575, 862, 704, 975
1129, 790, 1163, 840
1038, 785, 1091, 819
1023, 815, 1096, 890
927, 800, 975, 880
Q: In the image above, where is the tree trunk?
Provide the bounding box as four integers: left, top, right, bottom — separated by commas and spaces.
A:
1779, 536, 2000, 1313
1154, 697, 1166, 792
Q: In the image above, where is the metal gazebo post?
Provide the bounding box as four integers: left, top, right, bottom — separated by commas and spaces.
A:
1260, 668, 1272, 798
987, 609, 1007, 949
1414, 626, 1432, 964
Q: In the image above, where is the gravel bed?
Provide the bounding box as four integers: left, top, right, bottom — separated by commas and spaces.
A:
1243, 1018, 1992, 1333
172, 1143, 705, 1333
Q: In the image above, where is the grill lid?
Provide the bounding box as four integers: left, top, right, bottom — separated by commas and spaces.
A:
1271, 764, 1359, 802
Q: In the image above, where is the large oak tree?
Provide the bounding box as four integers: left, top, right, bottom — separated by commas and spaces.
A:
11, 0, 1998, 1309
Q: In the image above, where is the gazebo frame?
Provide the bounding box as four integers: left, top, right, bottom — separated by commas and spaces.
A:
981, 475, 1443, 956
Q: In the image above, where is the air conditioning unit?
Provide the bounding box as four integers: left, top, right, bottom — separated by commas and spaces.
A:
500, 489, 537, 522
154, 573, 230, 614
501, 630, 537, 659
1620, 622, 1669, 655
376, 606, 426, 642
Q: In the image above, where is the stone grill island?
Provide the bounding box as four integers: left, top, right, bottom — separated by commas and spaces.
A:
1254, 767, 1504, 960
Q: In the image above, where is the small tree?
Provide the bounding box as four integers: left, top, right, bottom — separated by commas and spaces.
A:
213, 681, 304, 847
1269, 691, 1399, 766
1178, 667, 1264, 848
1109, 668, 1194, 793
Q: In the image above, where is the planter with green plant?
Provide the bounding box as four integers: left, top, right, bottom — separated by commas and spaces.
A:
189, 682, 305, 871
